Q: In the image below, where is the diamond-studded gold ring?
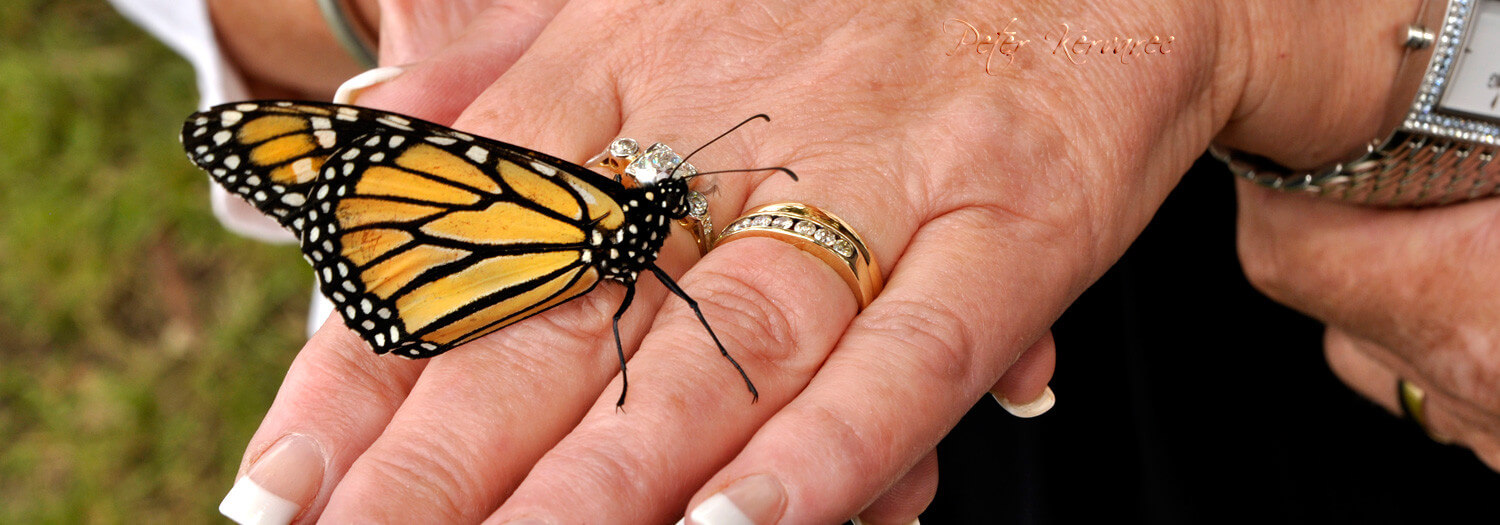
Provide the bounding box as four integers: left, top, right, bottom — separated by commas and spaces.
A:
715, 202, 883, 309
587, 138, 714, 255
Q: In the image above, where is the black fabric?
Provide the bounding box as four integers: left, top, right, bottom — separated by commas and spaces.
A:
923, 156, 1500, 524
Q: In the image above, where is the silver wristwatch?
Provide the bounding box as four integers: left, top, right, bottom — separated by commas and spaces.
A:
1213, 0, 1500, 207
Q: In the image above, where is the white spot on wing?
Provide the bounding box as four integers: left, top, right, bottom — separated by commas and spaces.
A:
465, 146, 488, 164
220, 110, 243, 126
315, 130, 337, 148
376, 117, 413, 131
530, 161, 556, 176
566, 179, 598, 205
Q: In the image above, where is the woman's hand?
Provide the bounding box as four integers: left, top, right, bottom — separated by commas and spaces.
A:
1238, 186, 1500, 471
208, 0, 380, 97
218, 0, 1424, 522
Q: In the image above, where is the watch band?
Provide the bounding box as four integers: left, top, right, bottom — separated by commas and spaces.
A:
1212, 134, 1498, 207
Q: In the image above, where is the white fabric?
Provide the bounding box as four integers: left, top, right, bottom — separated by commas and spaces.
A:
110, 0, 334, 334
108, 0, 295, 244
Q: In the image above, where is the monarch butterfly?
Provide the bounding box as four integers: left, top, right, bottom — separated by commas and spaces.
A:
180, 100, 789, 405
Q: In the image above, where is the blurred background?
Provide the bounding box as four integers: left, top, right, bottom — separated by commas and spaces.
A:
0, 1, 309, 521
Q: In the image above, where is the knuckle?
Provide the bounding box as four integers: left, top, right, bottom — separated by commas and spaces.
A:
855, 298, 974, 386
1234, 220, 1333, 308
535, 428, 662, 502
684, 261, 809, 371
292, 335, 414, 412
1436, 328, 1500, 408
1236, 230, 1288, 292
357, 433, 490, 519
496, 291, 622, 362
800, 403, 887, 481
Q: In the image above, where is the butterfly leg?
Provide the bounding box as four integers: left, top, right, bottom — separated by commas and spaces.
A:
647, 265, 759, 403
613, 283, 637, 409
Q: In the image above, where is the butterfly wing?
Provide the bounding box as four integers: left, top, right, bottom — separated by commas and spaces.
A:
180, 101, 458, 234
299, 128, 633, 358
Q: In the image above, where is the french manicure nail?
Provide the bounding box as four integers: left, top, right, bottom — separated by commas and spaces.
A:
332, 66, 406, 104
687, 474, 786, 525
219, 434, 326, 525
993, 385, 1055, 418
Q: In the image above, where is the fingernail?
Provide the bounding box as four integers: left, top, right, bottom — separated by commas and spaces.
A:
219, 434, 326, 525
687, 474, 786, 525
502, 518, 552, 525
333, 66, 406, 104
852, 517, 921, 525
993, 385, 1055, 418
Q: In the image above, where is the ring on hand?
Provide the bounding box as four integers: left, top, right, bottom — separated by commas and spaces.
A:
715, 202, 883, 309
588, 138, 714, 255
1397, 379, 1452, 444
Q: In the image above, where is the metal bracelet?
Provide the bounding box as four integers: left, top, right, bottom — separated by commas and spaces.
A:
315, 0, 378, 69
1212, 134, 1499, 207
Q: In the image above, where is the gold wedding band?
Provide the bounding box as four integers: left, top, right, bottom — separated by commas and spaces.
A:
714, 202, 883, 309
1398, 379, 1452, 444
588, 138, 714, 255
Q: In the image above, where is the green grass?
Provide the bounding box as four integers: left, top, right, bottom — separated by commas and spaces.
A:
0, 2, 311, 521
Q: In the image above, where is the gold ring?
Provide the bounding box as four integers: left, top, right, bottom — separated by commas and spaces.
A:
1398, 379, 1452, 444
587, 138, 714, 255
714, 202, 882, 309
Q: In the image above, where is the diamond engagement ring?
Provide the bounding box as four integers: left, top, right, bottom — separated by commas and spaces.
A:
588, 138, 714, 255
715, 202, 883, 309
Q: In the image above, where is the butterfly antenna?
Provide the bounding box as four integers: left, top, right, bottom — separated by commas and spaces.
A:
688, 167, 799, 182
671, 114, 773, 179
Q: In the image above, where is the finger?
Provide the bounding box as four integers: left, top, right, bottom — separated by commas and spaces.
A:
683, 206, 1079, 523
990, 332, 1057, 418
1323, 329, 1465, 443
315, 4, 682, 520
1235, 180, 1500, 349
340, 0, 570, 125
1324, 328, 1500, 469
488, 235, 860, 523
855, 450, 938, 525
217, 317, 424, 525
